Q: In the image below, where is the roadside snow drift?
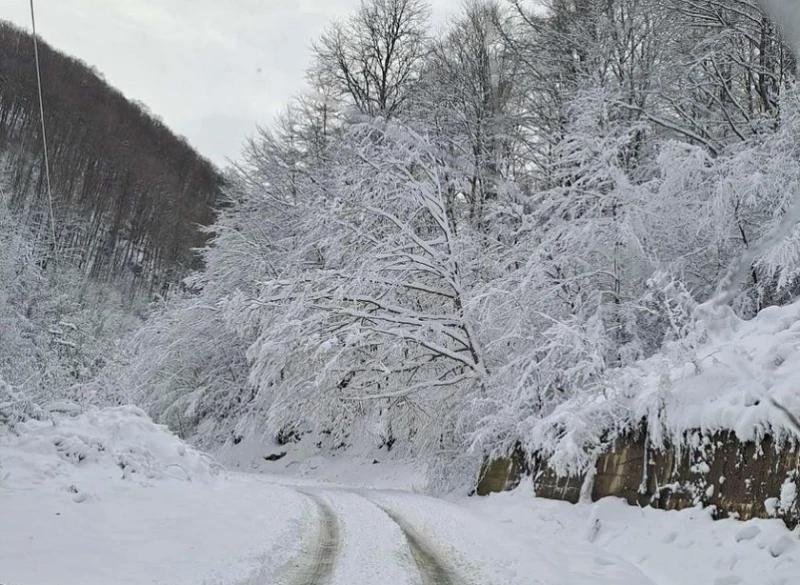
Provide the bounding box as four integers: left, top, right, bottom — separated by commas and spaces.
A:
0, 405, 220, 488
466, 482, 800, 585
0, 406, 309, 585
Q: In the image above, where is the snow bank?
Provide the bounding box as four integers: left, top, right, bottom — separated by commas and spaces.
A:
465, 483, 800, 585
0, 406, 310, 585
527, 300, 800, 475
0, 405, 222, 489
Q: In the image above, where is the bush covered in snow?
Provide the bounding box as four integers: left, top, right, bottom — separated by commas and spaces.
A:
0, 378, 46, 428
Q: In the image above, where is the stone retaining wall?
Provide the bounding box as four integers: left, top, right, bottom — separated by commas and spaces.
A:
476, 430, 800, 529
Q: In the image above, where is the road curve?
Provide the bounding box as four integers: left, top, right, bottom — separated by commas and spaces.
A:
281, 488, 465, 585
376, 503, 462, 585
282, 491, 341, 585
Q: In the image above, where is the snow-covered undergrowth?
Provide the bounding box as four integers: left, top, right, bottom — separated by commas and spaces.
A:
0, 186, 141, 414
0, 405, 222, 490
525, 299, 800, 475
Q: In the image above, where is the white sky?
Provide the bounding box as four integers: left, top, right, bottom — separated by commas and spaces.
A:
0, 0, 460, 166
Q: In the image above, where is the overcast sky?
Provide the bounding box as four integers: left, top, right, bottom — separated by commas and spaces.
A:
0, 0, 459, 166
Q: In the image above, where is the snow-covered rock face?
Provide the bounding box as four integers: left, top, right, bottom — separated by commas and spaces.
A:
0, 405, 222, 490
479, 293, 800, 529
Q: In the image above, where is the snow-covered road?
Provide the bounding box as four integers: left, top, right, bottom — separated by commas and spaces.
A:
285, 488, 479, 585
283, 490, 340, 585
264, 482, 653, 585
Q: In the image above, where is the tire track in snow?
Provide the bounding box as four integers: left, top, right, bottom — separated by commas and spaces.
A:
282, 491, 340, 585
374, 502, 463, 585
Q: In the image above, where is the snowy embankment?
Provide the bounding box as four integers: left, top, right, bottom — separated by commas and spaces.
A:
0, 406, 309, 585
527, 300, 800, 475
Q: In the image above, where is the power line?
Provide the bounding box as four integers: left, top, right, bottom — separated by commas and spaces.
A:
29, 0, 59, 263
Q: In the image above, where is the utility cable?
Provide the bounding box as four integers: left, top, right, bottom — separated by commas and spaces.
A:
29, 0, 59, 264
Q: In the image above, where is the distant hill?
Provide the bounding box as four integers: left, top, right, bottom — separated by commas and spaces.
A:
0, 20, 224, 291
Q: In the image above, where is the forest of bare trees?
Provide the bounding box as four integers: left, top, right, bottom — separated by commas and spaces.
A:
0, 20, 223, 292
0, 19, 225, 421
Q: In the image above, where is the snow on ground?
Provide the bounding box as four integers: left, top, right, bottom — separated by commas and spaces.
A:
3, 406, 799, 585
463, 478, 800, 585
370, 488, 654, 585
215, 431, 426, 491
217, 431, 800, 585
0, 405, 221, 488
0, 407, 309, 585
